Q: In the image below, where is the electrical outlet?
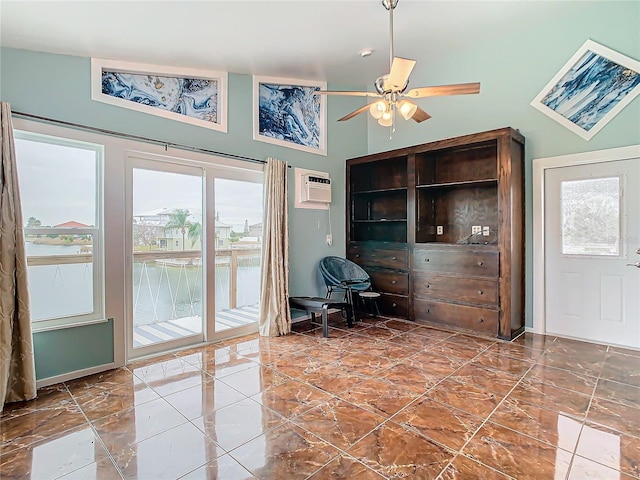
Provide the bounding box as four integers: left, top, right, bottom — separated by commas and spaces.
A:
326, 234, 333, 246
482, 226, 490, 236
436, 225, 443, 235
472, 225, 481, 234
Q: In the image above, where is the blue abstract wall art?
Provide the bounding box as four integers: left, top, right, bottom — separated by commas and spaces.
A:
91, 59, 227, 132
102, 72, 219, 123
253, 76, 326, 155
531, 40, 640, 140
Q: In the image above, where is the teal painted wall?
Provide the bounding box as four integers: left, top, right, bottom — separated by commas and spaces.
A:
1, 0, 639, 379
0, 48, 368, 380
367, 1, 640, 328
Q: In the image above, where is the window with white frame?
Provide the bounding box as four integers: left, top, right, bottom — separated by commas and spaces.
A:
14, 130, 104, 330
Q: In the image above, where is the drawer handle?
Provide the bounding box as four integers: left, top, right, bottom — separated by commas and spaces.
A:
371, 253, 376, 257
392, 256, 397, 260
425, 258, 430, 262
355, 254, 360, 258
392, 303, 397, 308
478, 290, 483, 295
478, 318, 484, 323
425, 308, 430, 313
477, 261, 484, 266
425, 284, 430, 288
391, 280, 397, 284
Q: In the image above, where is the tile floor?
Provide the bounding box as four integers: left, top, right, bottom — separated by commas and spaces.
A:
1, 315, 639, 479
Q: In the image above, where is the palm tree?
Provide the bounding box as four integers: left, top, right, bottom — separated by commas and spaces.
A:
187, 222, 202, 248
164, 209, 191, 250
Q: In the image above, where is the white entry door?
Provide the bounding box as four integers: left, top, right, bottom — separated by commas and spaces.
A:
544, 156, 640, 348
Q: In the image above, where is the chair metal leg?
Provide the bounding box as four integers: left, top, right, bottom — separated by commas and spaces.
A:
345, 286, 358, 322
344, 303, 353, 328
321, 304, 329, 338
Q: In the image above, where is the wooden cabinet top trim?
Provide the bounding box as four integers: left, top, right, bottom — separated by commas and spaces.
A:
346, 127, 524, 164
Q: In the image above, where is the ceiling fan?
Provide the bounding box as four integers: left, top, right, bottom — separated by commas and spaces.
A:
315, 0, 480, 127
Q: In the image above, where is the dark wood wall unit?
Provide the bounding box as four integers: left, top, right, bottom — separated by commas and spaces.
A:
345, 127, 525, 339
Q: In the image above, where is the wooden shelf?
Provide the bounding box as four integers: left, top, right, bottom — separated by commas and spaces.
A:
351, 187, 408, 195
416, 179, 497, 190
353, 219, 407, 223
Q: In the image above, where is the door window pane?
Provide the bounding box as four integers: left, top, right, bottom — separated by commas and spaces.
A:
561, 176, 620, 255
214, 178, 263, 332
132, 168, 203, 349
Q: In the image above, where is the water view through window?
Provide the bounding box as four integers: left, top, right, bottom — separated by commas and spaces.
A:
15, 132, 103, 327
130, 167, 263, 349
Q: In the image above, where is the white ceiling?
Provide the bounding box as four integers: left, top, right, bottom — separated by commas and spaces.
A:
1, 1, 574, 89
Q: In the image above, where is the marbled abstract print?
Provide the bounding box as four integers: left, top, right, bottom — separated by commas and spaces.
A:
542, 51, 640, 132
258, 83, 321, 149
101, 71, 219, 123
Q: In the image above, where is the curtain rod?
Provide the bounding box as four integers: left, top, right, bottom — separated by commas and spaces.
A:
11, 110, 270, 166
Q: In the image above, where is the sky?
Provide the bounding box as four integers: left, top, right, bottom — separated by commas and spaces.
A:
15, 137, 263, 231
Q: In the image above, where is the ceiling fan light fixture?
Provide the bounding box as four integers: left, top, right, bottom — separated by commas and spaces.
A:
397, 99, 418, 120
369, 100, 387, 119
378, 107, 393, 126
378, 116, 394, 127
313, 0, 479, 135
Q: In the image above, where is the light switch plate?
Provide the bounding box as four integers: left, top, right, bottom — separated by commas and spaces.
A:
472, 225, 481, 234
482, 226, 490, 236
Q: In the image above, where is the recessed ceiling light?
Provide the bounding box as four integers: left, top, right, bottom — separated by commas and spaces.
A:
359, 49, 374, 58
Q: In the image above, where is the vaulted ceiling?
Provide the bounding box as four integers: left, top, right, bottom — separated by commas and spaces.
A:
1, 1, 579, 90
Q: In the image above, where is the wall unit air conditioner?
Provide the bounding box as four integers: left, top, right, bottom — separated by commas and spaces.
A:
302, 174, 332, 204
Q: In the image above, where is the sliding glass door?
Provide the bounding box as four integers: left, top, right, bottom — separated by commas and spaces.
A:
126, 155, 263, 360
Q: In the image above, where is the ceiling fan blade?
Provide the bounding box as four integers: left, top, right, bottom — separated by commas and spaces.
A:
405, 82, 481, 98
411, 107, 432, 123
386, 57, 417, 91
314, 90, 377, 97
338, 104, 374, 122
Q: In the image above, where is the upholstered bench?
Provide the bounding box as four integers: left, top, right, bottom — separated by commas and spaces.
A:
288, 296, 353, 338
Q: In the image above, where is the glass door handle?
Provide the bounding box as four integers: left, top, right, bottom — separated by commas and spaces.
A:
626, 262, 640, 268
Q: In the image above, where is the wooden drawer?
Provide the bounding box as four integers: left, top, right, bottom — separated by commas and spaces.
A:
348, 245, 408, 270
369, 270, 409, 295
413, 247, 498, 277
414, 298, 498, 334
413, 273, 498, 305
377, 294, 409, 318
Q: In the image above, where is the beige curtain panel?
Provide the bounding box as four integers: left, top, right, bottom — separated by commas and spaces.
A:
258, 157, 291, 337
0, 102, 36, 410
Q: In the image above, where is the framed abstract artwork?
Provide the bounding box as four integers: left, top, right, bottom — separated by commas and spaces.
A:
253, 75, 327, 155
531, 40, 640, 140
91, 58, 227, 132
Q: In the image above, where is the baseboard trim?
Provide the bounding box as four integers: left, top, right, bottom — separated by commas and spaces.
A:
36, 363, 116, 389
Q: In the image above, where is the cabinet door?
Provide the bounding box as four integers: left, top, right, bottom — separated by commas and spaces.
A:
413, 248, 498, 277
413, 273, 498, 305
